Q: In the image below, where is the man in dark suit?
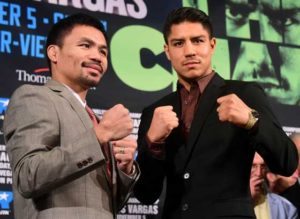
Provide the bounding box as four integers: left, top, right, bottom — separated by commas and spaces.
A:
133, 7, 298, 219
4, 14, 139, 219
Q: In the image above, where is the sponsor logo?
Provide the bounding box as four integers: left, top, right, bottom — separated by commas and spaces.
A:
16, 68, 51, 84
33, 0, 147, 19
0, 191, 13, 210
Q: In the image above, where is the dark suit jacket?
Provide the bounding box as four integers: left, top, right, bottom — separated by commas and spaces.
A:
3, 80, 139, 219
134, 74, 298, 219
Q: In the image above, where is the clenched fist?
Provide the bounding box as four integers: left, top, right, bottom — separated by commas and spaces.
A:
94, 104, 133, 144
147, 106, 179, 143
216, 94, 251, 127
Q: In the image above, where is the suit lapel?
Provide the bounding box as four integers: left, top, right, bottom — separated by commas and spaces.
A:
172, 92, 181, 119
183, 74, 226, 167
45, 79, 92, 129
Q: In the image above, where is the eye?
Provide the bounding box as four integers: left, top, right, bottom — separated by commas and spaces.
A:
80, 43, 90, 48
173, 41, 183, 47
99, 49, 108, 57
192, 38, 203, 44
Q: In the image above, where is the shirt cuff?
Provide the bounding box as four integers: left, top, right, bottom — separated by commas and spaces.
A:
145, 134, 165, 159
121, 163, 138, 179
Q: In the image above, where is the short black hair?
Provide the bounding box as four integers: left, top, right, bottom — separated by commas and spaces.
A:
45, 13, 107, 69
163, 7, 213, 43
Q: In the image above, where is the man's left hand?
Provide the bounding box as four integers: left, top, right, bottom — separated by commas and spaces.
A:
216, 93, 251, 127
112, 137, 137, 175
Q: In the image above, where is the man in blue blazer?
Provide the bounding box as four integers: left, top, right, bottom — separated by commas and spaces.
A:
250, 152, 298, 219
134, 7, 298, 219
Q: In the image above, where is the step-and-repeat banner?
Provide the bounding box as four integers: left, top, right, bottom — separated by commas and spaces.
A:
0, 0, 299, 218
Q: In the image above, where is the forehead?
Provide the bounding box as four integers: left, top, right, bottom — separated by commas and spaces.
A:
63, 25, 107, 44
253, 153, 264, 164
168, 22, 209, 39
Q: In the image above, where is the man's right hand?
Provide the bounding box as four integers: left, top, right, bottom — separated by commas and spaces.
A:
147, 106, 179, 143
94, 104, 133, 144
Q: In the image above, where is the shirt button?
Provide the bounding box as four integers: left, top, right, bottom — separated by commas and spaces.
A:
182, 203, 188, 211
183, 173, 190, 179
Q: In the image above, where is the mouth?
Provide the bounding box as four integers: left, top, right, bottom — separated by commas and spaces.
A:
183, 60, 200, 67
82, 62, 103, 76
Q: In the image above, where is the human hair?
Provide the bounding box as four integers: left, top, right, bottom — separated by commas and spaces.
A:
163, 7, 214, 44
45, 13, 107, 70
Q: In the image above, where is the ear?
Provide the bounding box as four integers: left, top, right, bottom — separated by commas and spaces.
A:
164, 44, 171, 61
210, 37, 216, 52
47, 45, 59, 63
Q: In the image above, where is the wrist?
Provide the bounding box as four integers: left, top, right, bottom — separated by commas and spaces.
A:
244, 109, 259, 130
95, 129, 110, 144
128, 164, 136, 175
146, 132, 165, 144
122, 163, 135, 175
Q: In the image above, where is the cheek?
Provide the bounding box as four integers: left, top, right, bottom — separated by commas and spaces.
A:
69, 55, 82, 68
200, 47, 213, 57
102, 58, 108, 69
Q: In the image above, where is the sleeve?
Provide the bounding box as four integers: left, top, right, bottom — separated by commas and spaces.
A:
116, 161, 140, 211
133, 106, 166, 205
242, 83, 298, 176
3, 85, 104, 198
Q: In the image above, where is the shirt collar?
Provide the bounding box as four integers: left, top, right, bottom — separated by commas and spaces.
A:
177, 71, 215, 93
63, 84, 86, 107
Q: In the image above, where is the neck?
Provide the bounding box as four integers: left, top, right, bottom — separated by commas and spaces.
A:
178, 70, 214, 91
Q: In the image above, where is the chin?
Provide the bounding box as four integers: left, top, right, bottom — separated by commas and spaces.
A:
81, 78, 100, 88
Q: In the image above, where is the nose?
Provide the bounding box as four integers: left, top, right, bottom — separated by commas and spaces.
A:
255, 167, 263, 176
89, 48, 102, 63
184, 41, 196, 57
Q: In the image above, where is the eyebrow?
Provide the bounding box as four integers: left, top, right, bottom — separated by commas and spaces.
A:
170, 35, 206, 42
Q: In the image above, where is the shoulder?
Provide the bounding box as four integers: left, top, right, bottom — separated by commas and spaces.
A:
268, 193, 296, 207
223, 79, 264, 94
212, 73, 264, 96
10, 84, 49, 100
7, 84, 52, 114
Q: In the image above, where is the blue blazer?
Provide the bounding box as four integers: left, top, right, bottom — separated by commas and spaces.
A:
268, 193, 299, 219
